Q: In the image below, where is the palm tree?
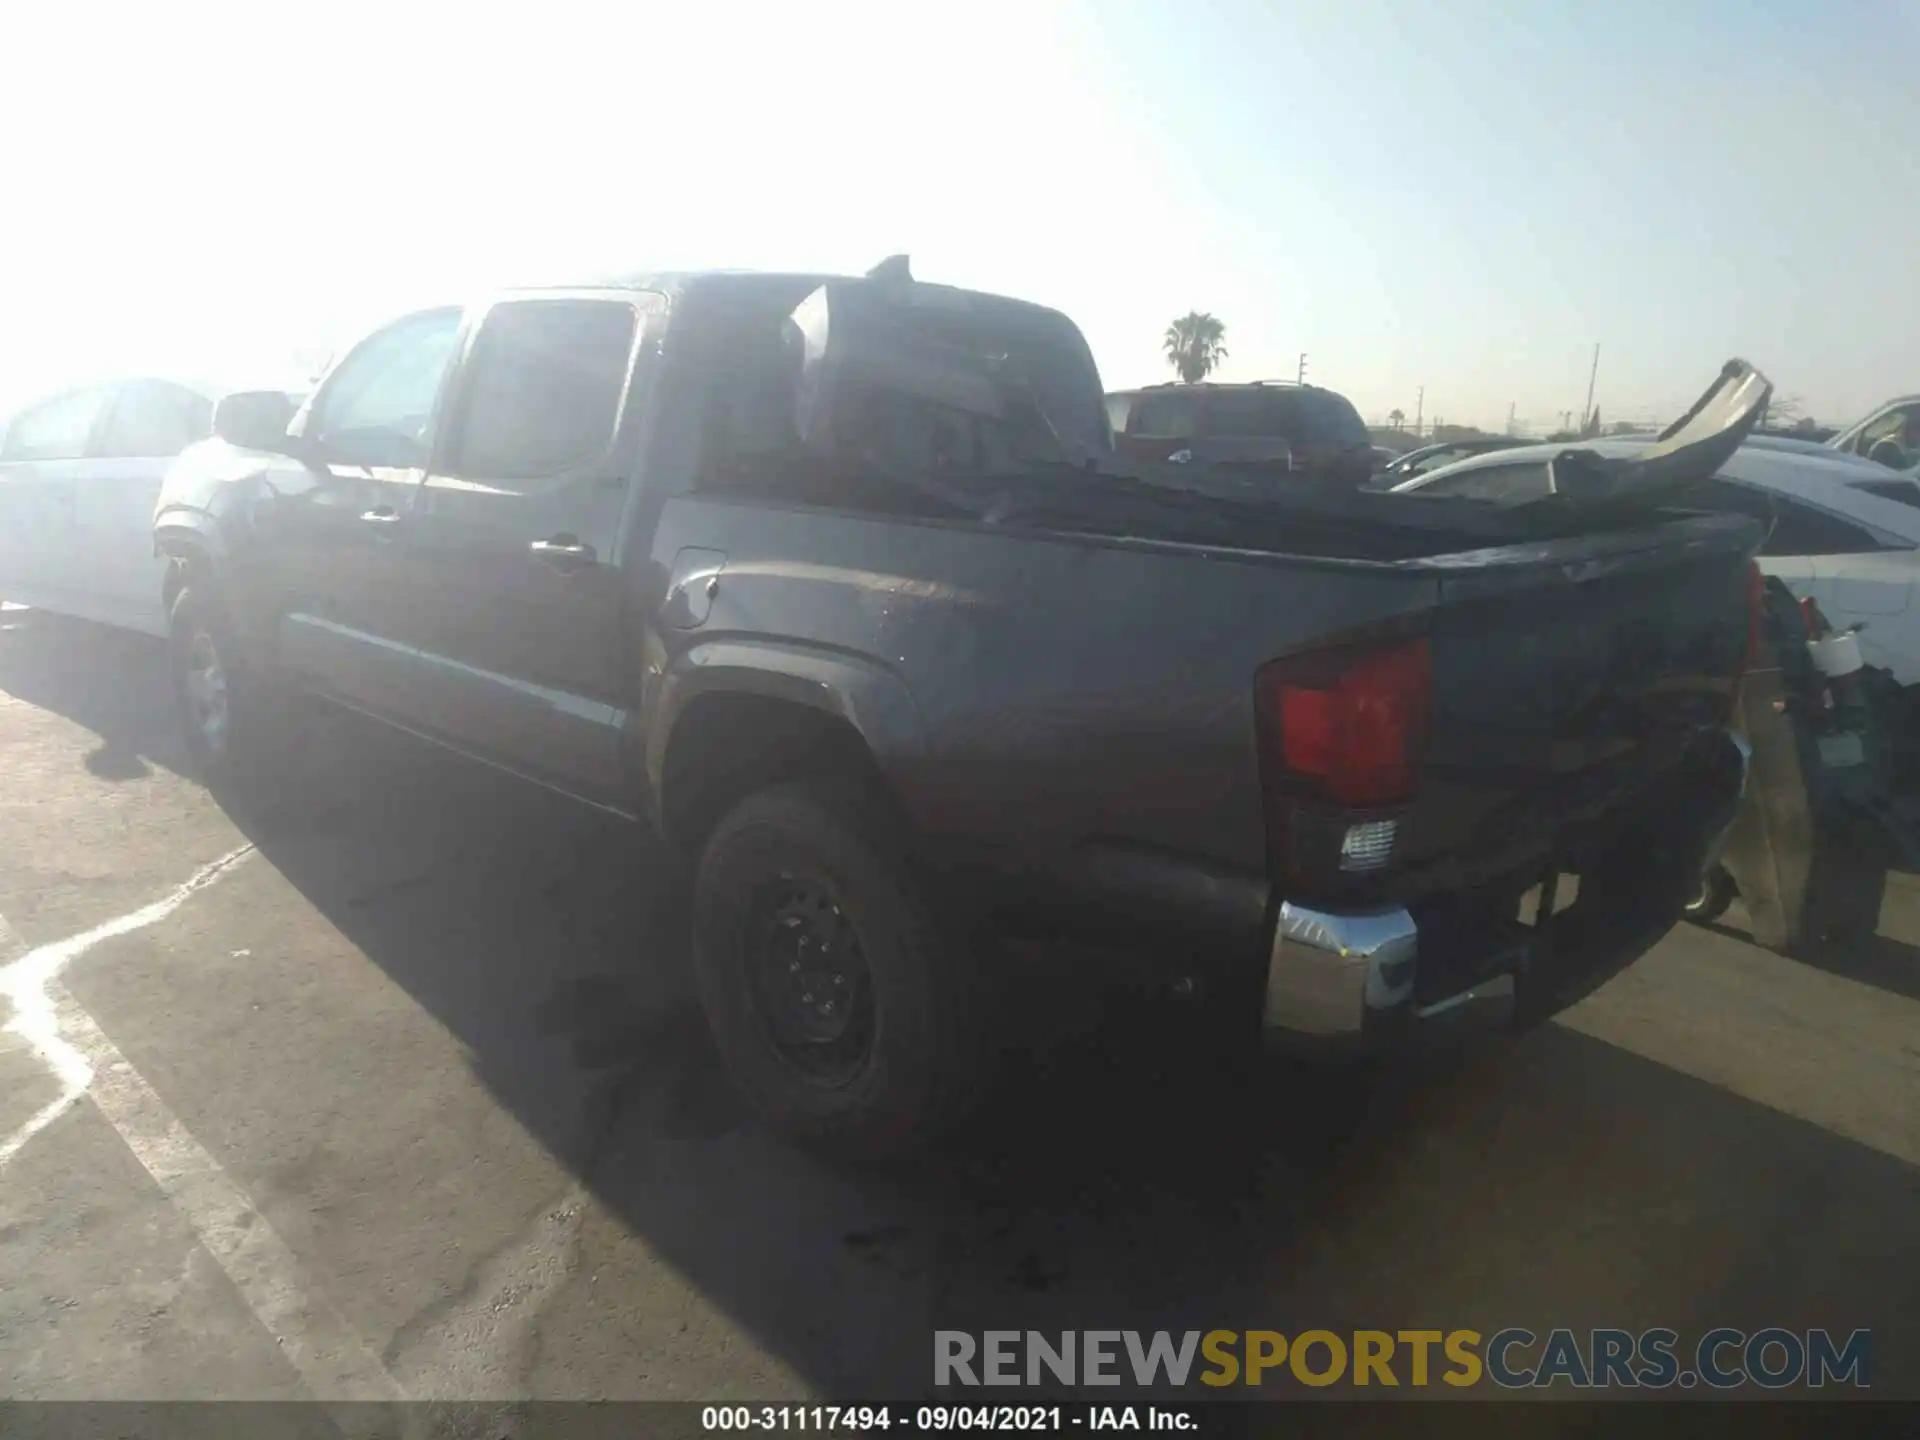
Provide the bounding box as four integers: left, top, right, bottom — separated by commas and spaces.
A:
1162, 312, 1228, 384
1388, 408, 1405, 430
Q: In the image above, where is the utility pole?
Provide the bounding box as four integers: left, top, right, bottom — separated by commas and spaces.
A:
1583, 343, 1601, 430
1297, 352, 1308, 385
1414, 386, 1424, 439
1560, 409, 1574, 433
1507, 401, 1516, 437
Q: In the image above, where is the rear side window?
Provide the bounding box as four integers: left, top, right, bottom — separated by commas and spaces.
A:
2, 387, 108, 461
1206, 389, 1295, 437
1128, 391, 1199, 439
1202, 388, 1368, 446
1764, 498, 1886, 556
96, 381, 212, 459
1412, 459, 1551, 501
446, 299, 638, 484
1856, 479, 1920, 510
1403, 446, 1468, 476
1687, 479, 1886, 556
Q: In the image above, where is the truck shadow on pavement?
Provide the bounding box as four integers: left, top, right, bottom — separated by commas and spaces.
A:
0, 614, 186, 782
5, 613, 1918, 1400
224, 712, 1920, 1401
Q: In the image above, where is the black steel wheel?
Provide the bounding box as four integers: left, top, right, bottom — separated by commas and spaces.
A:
168, 580, 307, 805
691, 778, 985, 1153
743, 877, 877, 1086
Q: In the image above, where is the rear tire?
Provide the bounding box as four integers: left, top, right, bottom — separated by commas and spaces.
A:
167, 581, 304, 805
1684, 864, 1736, 925
691, 778, 986, 1155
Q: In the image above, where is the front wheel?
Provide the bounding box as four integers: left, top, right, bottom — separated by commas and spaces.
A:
167, 581, 304, 802
691, 779, 986, 1154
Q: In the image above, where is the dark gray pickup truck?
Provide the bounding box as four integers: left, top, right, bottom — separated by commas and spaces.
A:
153, 264, 1761, 1149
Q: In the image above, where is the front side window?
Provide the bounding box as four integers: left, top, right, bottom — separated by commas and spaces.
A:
1853, 403, 1920, 462
2, 387, 108, 462
444, 299, 638, 484
1129, 391, 1199, 439
96, 381, 212, 459
312, 308, 463, 466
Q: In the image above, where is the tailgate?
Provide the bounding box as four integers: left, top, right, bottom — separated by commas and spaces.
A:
1396, 512, 1759, 895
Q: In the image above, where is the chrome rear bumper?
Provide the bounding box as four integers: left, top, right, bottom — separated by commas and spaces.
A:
1262, 729, 1751, 1058
1262, 902, 1516, 1058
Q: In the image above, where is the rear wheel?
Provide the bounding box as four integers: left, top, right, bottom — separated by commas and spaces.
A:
691, 778, 986, 1154
168, 581, 304, 803
1684, 864, 1736, 925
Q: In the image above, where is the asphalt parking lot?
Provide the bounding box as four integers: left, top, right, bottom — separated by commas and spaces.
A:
1, 608, 1917, 1413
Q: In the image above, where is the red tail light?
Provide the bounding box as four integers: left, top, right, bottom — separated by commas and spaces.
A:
1262, 637, 1431, 807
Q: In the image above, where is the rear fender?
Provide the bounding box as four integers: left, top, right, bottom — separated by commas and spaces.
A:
646, 638, 927, 817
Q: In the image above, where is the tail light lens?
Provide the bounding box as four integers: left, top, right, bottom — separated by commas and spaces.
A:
1260, 637, 1431, 807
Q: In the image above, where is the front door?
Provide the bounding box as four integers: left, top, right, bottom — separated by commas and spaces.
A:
0, 385, 112, 615
403, 293, 652, 804
82, 379, 213, 633
259, 307, 464, 716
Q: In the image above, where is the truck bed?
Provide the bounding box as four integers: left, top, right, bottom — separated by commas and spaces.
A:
650, 489, 1759, 951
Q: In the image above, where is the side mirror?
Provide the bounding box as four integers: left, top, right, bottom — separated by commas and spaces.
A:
213, 391, 297, 453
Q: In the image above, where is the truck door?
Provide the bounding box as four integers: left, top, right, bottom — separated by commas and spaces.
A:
259, 307, 464, 717
402, 292, 654, 804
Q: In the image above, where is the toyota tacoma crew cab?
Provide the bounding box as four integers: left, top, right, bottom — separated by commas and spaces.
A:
154, 260, 1761, 1149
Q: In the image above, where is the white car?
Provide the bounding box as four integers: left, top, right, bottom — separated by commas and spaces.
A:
1745, 393, 1920, 469
1392, 437, 1920, 687
0, 379, 223, 635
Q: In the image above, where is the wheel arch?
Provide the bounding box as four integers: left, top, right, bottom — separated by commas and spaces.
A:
154, 517, 226, 616
650, 640, 927, 855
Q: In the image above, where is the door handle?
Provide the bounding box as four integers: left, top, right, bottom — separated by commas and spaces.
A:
529, 534, 597, 572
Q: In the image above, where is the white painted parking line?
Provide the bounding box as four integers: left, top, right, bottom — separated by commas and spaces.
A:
0, 846, 256, 1166
0, 847, 407, 1406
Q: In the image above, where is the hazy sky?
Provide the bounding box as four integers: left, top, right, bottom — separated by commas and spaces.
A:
4, 0, 1916, 434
